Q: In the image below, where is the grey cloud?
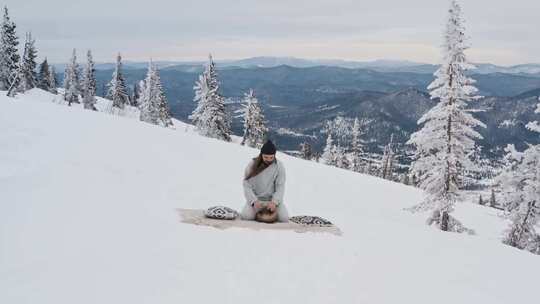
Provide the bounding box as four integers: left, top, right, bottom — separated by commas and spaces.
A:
4, 0, 540, 65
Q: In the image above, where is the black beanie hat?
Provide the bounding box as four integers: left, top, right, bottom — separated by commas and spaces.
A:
261, 140, 277, 155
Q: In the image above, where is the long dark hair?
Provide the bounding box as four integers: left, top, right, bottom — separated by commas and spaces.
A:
244, 153, 275, 180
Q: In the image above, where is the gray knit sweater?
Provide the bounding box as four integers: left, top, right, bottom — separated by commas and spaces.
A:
242, 158, 286, 206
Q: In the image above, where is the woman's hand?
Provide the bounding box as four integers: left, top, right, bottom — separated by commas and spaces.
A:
267, 201, 277, 212
254, 201, 264, 211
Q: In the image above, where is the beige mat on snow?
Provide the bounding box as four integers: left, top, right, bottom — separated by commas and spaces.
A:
177, 208, 342, 236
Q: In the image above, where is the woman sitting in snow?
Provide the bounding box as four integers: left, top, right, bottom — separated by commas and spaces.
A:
241, 140, 289, 223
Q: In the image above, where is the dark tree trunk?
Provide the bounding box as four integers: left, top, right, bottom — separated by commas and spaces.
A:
440, 211, 449, 231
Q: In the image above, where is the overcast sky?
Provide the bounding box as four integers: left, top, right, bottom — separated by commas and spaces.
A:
5, 0, 540, 65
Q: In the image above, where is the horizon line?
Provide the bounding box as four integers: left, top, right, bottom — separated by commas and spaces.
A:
46, 55, 540, 67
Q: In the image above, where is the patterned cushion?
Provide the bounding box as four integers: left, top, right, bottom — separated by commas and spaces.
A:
204, 206, 239, 220
289, 216, 333, 226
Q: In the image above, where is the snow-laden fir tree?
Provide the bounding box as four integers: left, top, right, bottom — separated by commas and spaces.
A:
81, 50, 97, 110
407, 0, 485, 232
313, 152, 321, 163
380, 134, 395, 180
496, 144, 524, 213
154, 69, 174, 128
139, 61, 173, 128
335, 145, 349, 169
240, 89, 267, 148
135, 80, 145, 108
139, 74, 155, 124
401, 173, 410, 186
489, 188, 497, 208
321, 116, 352, 166
365, 161, 374, 176
38, 58, 52, 91
526, 97, 540, 133
107, 53, 130, 109
349, 117, 365, 172
131, 82, 140, 107
16, 32, 38, 93
326, 116, 351, 147
410, 172, 418, 187
500, 145, 540, 254
322, 133, 338, 166
48, 65, 57, 94
63, 49, 81, 106
0, 6, 19, 90
478, 195, 484, 206
497, 98, 540, 254
189, 54, 231, 141
299, 142, 313, 160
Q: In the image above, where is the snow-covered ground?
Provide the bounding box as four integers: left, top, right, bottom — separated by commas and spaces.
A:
1, 89, 539, 304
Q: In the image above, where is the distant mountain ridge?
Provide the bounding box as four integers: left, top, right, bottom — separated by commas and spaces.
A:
51, 56, 540, 76
59, 62, 540, 159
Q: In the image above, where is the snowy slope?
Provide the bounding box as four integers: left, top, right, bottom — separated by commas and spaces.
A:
1, 89, 539, 304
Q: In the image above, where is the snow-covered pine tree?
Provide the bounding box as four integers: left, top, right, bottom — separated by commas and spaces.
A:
189, 56, 213, 132
327, 116, 351, 147
349, 117, 365, 172
526, 97, 540, 133
240, 89, 267, 148
299, 142, 313, 160
314, 152, 321, 163
107, 53, 129, 109
401, 173, 410, 185
63, 49, 81, 106
139, 61, 173, 127
496, 144, 524, 214
380, 134, 395, 180
139, 73, 155, 124
406, 0, 485, 232
411, 172, 418, 187
0, 6, 19, 90
153, 66, 174, 128
189, 54, 231, 141
501, 145, 540, 254
499, 98, 540, 254
489, 189, 497, 208
321, 116, 352, 168
322, 133, 337, 166
335, 145, 349, 169
365, 161, 374, 176
135, 80, 145, 107
48, 65, 57, 94
81, 50, 97, 111
131, 82, 140, 107
37, 58, 52, 91
16, 32, 38, 93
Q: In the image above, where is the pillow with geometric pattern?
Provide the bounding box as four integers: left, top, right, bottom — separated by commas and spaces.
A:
204, 206, 239, 220
289, 215, 333, 226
